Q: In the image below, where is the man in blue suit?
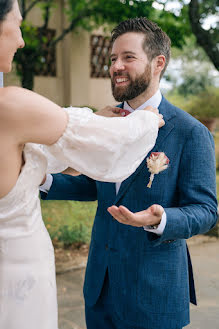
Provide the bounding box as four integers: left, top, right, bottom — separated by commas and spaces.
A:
41, 18, 218, 329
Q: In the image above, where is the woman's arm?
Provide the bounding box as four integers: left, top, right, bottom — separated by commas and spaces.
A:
0, 86, 68, 145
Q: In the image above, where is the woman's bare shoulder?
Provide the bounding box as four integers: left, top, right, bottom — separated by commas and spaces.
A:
0, 86, 22, 109
0, 86, 33, 120
0, 87, 27, 132
0, 86, 23, 97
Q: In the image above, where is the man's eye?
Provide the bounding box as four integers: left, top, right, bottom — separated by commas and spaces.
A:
111, 58, 116, 62
126, 56, 134, 59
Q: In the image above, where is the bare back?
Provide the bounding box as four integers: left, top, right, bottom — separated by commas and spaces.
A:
0, 86, 68, 199
0, 128, 24, 198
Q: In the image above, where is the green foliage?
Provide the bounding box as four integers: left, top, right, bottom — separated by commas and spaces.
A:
157, 0, 219, 70
57, 224, 90, 247
194, 0, 218, 19
165, 92, 190, 112
20, 21, 40, 50
177, 68, 215, 98
41, 200, 97, 246
165, 36, 218, 99
157, 5, 190, 49
66, 0, 190, 46
16, 0, 218, 90
171, 36, 211, 63
185, 88, 219, 118
16, 0, 194, 89
37, 0, 56, 21
14, 21, 46, 76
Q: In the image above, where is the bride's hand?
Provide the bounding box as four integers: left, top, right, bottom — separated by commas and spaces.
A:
95, 106, 121, 117
143, 106, 165, 128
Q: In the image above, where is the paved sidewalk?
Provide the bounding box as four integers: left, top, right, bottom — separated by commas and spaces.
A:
57, 239, 219, 329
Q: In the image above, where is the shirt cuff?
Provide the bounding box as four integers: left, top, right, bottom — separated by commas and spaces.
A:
39, 174, 53, 193
143, 211, 167, 235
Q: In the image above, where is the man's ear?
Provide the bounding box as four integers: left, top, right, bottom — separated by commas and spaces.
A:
153, 55, 166, 76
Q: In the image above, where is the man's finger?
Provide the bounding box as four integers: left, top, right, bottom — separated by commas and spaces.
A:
149, 204, 164, 217
112, 107, 121, 113
118, 205, 135, 220
108, 206, 128, 222
107, 206, 122, 218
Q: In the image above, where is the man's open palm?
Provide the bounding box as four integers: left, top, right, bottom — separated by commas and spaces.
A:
107, 204, 164, 227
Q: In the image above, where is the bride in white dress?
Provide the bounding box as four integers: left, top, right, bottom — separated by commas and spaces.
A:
0, 1, 164, 328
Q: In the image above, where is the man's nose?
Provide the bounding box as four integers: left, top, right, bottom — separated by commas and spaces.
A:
113, 59, 125, 71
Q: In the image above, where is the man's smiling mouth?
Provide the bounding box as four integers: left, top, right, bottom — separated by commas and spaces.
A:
115, 77, 129, 85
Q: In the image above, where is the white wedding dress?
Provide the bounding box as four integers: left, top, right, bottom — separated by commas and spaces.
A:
0, 107, 158, 329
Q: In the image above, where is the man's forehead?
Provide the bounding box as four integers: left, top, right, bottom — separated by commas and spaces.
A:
112, 32, 145, 48
111, 38, 145, 56
110, 50, 137, 57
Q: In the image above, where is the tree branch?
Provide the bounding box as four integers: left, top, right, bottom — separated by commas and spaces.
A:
21, 0, 26, 17
23, 0, 42, 19
41, 3, 51, 30
49, 11, 93, 47
188, 0, 219, 70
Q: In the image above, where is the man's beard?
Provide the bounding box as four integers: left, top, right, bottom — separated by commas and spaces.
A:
111, 64, 152, 102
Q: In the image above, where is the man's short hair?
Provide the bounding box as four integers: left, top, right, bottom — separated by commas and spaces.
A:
111, 17, 171, 77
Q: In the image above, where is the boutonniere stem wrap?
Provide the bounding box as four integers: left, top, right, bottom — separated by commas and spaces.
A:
146, 152, 169, 188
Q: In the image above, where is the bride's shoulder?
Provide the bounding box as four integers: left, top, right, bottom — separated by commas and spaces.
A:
0, 86, 22, 96
0, 87, 23, 132
0, 86, 24, 118
0, 86, 21, 105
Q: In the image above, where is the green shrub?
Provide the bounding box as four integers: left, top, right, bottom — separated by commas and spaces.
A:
41, 200, 97, 246
165, 92, 190, 111
185, 88, 219, 119
57, 224, 90, 248
205, 218, 219, 238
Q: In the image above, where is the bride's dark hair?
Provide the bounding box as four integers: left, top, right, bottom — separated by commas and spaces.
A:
0, 0, 14, 22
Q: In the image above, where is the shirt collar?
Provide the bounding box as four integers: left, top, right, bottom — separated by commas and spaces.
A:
123, 89, 162, 112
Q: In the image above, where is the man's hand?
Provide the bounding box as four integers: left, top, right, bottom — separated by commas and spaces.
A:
143, 106, 165, 128
107, 204, 164, 227
40, 175, 46, 186
95, 106, 121, 117
61, 167, 81, 176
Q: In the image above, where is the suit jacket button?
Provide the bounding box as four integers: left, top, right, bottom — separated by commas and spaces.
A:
105, 244, 109, 250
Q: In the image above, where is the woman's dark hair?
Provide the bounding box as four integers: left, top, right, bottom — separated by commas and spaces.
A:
0, 0, 14, 22
111, 17, 171, 78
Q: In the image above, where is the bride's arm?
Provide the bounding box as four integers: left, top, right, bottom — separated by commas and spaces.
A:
0, 86, 162, 182
0, 86, 68, 145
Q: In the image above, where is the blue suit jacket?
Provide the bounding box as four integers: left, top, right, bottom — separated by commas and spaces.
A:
42, 97, 218, 328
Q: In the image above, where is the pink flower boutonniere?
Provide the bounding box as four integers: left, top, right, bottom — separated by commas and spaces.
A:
146, 152, 170, 188
119, 109, 131, 117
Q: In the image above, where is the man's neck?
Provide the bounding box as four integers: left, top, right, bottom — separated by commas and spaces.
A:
127, 85, 159, 110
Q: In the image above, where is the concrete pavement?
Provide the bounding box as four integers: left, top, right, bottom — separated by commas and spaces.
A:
187, 239, 219, 329
57, 238, 219, 329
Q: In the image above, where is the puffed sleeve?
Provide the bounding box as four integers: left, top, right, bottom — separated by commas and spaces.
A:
43, 106, 159, 182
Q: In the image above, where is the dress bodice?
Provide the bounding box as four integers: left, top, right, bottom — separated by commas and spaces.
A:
0, 143, 47, 239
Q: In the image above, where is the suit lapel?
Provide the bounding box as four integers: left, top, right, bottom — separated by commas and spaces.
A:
114, 97, 176, 204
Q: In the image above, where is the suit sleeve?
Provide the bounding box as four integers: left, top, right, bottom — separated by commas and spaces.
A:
149, 124, 218, 246
40, 173, 97, 201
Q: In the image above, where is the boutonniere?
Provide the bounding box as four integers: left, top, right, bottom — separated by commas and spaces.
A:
146, 152, 169, 188
119, 109, 131, 117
